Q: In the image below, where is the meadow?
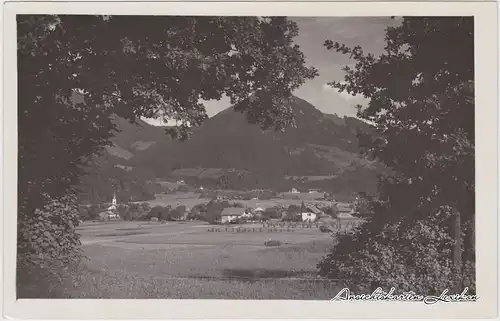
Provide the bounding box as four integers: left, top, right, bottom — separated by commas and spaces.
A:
59, 220, 346, 299
143, 192, 334, 209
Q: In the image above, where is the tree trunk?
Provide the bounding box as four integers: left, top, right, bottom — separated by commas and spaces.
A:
452, 208, 462, 291
452, 209, 462, 269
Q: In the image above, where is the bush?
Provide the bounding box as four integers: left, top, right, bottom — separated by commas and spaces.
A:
264, 240, 282, 247
117, 204, 129, 219
263, 207, 280, 219
232, 202, 245, 208
319, 225, 332, 233
148, 205, 172, 221
317, 206, 475, 295
87, 204, 101, 220
17, 193, 83, 297
121, 202, 150, 221
78, 205, 90, 221
233, 217, 248, 225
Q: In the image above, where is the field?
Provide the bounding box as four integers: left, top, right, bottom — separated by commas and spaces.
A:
59, 220, 346, 299
143, 192, 335, 209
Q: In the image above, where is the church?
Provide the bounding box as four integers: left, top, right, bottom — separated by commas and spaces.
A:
107, 193, 120, 219
98, 193, 120, 220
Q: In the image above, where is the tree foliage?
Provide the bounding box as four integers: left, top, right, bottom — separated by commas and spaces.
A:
318, 17, 475, 291
324, 17, 473, 221
319, 206, 476, 294
17, 15, 317, 293
18, 14, 317, 204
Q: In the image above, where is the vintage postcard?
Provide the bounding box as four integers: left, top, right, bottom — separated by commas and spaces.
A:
2, 0, 498, 319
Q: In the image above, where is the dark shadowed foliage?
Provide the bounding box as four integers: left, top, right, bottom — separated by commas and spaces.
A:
318, 17, 475, 293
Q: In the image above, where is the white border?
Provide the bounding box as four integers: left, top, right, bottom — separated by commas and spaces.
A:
2, 1, 498, 319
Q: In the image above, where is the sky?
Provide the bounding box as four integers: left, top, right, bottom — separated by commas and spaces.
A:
144, 17, 400, 126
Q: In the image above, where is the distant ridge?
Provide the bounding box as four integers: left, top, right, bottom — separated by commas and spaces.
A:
101, 95, 384, 195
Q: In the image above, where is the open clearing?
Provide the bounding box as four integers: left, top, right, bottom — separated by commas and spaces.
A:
61, 220, 343, 299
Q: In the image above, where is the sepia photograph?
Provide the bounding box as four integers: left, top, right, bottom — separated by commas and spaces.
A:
3, 1, 498, 319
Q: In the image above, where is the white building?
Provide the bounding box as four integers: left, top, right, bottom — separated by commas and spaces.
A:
107, 193, 117, 211
301, 212, 317, 222
301, 204, 322, 222
254, 207, 265, 214
106, 193, 120, 220
220, 207, 247, 223
337, 212, 355, 219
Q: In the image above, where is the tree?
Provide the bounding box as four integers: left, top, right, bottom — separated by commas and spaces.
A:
205, 200, 230, 224
326, 203, 339, 219
170, 205, 186, 220
17, 15, 317, 294
318, 17, 474, 292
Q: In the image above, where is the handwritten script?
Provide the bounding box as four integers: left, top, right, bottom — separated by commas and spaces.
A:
331, 287, 478, 304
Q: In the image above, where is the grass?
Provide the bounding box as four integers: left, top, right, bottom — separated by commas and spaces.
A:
95, 231, 147, 237
60, 267, 343, 299
52, 220, 348, 299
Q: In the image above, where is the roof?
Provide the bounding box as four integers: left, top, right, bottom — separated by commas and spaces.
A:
304, 205, 322, 214
221, 207, 246, 216
336, 203, 352, 212
337, 213, 355, 219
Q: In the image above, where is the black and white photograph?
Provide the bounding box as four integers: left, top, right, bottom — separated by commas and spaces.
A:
3, 1, 498, 319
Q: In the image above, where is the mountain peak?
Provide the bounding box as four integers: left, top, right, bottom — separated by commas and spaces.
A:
104, 96, 382, 195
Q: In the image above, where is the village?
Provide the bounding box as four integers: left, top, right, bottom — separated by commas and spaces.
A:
90, 183, 361, 227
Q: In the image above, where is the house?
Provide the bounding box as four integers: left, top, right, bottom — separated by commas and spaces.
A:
336, 202, 354, 214
301, 212, 317, 222
108, 211, 119, 220
241, 211, 253, 218
254, 207, 265, 214
98, 211, 110, 221
290, 188, 299, 193
107, 193, 117, 211
98, 210, 119, 221
301, 204, 322, 222
104, 193, 120, 220
337, 212, 355, 219
220, 207, 247, 223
